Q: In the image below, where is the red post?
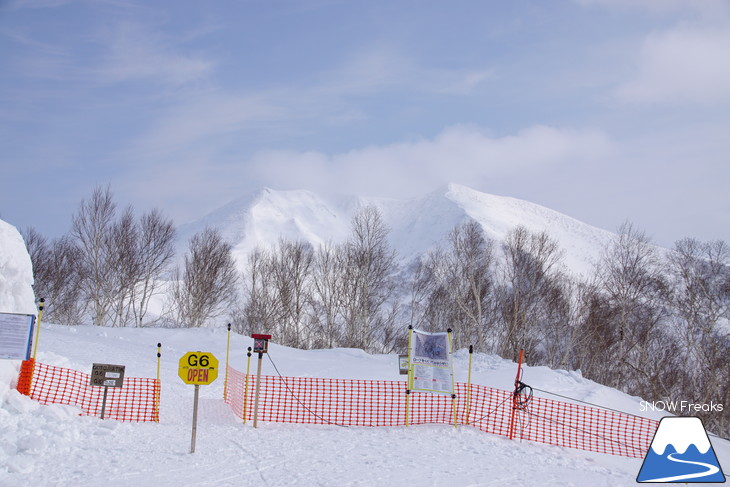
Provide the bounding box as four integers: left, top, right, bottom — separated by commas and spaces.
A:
507, 349, 524, 440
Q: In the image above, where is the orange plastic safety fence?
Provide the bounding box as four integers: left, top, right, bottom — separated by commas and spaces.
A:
19, 360, 161, 423
225, 365, 657, 458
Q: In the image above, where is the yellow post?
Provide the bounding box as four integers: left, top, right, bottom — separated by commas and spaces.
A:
243, 346, 252, 423
447, 328, 458, 428
27, 298, 45, 396
223, 323, 231, 400
405, 326, 413, 428
466, 345, 473, 426
155, 342, 162, 423
31, 298, 45, 360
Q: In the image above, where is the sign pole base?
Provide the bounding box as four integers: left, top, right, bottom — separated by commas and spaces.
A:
191, 384, 200, 453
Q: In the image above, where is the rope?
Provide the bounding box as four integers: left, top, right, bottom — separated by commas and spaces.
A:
468, 394, 512, 425
266, 353, 350, 428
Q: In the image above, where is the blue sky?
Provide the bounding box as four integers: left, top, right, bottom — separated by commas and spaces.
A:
1, 0, 729, 246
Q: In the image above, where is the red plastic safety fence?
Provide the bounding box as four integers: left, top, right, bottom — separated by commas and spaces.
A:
467, 384, 658, 458
224, 365, 657, 458
17, 359, 160, 423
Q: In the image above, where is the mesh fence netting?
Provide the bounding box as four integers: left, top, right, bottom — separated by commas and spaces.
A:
17, 359, 160, 423
224, 365, 657, 458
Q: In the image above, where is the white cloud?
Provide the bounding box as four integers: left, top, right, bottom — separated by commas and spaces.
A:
248, 124, 614, 198
616, 26, 730, 104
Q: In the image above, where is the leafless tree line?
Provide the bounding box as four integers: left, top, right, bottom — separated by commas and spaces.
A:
22, 188, 729, 435
23, 186, 177, 327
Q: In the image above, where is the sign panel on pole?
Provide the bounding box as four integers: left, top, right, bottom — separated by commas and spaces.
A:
178, 352, 219, 385
90, 363, 126, 388
0, 312, 35, 360
408, 329, 454, 395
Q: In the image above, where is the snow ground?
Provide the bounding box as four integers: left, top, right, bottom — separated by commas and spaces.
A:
1, 324, 728, 487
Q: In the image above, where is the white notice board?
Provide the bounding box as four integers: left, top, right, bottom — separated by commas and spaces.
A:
0, 312, 35, 360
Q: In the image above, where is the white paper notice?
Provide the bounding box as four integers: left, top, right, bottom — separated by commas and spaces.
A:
0, 312, 35, 360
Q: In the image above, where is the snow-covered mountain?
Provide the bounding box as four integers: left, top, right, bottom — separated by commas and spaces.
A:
176, 183, 618, 276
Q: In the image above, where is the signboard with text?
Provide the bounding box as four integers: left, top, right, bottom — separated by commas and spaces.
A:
90, 363, 126, 388
0, 312, 35, 360
178, 352, 219, 385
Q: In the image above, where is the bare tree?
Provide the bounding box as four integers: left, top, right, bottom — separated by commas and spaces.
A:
428, 220, 496, 351
310, 242, 346, 348
131, 208, 176, 327
497, 226, 567, 365
270, 239, 314, 347
170, 227, 238, 328
108, 207, 140, 327
71, 185, 117, 326
340, 206, 398, 350
588, 222, 668, 391
237, 247, 280, 336
669, 238, 730, 434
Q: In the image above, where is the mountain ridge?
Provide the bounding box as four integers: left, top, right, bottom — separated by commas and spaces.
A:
176, 184, 622, 276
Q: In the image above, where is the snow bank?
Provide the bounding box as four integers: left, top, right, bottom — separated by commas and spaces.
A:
0, 218, 36, 315
0, 218, 37, 421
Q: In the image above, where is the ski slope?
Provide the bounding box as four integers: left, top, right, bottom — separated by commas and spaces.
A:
2, 324, 728, 487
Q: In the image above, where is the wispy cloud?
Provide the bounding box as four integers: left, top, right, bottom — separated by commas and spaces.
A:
616, 26, 730, 104
94, 21, 215, 85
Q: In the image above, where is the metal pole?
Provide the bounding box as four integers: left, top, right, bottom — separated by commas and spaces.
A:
253, 352, 264, 428
191, 384, 200, 453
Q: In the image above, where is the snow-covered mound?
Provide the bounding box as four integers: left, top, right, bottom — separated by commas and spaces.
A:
177, 183, 618, 276
0, 218, 35, 315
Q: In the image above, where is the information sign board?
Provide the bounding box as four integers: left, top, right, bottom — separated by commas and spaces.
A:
90, 363, 126, 388
0, 312, 35, 360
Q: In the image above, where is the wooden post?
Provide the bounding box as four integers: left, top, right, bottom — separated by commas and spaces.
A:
508, 349, 524, 440
253, 352, 264, 428
100, 386, 109, 419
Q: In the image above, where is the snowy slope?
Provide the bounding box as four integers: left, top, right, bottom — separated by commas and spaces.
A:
0, 324, 727, 487
176, 184, 618, 277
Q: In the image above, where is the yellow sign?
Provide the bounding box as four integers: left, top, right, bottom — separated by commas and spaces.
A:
178, 351, 219, 385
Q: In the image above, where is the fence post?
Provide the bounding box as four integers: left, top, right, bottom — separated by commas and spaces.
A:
155, 342, 162, 422
508, 349, 524, 440
405, 326, 413, 428
466, 345, 473, 425
224, 323, 231, 400
447, 328, 457, 428
243, 347, 252, 423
